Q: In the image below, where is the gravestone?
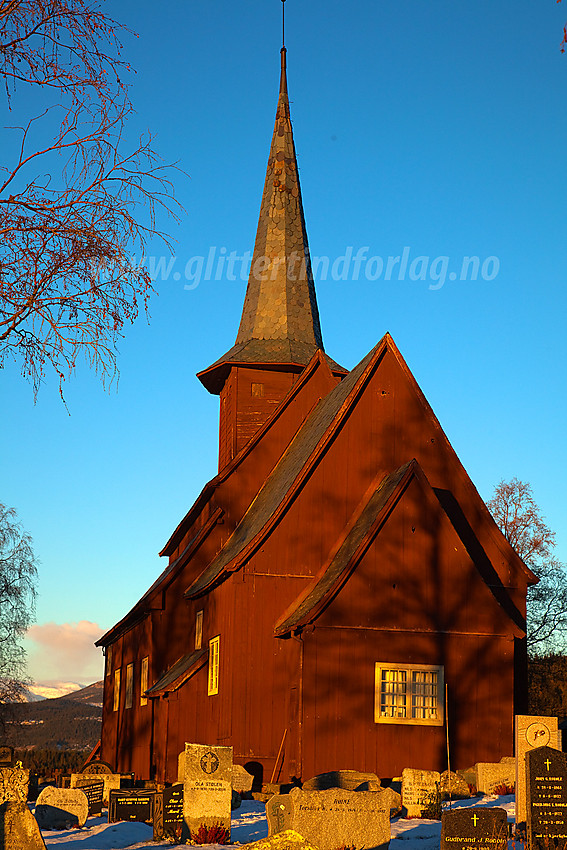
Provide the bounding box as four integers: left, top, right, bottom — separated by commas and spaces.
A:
82, 761, 115, 775
266, 786, 390, 850
242, 829, 320, 850
108, 788, 156, 824
440, 770, 470, 800
0, 747, 14, 767
71, 771, 120, 805
475, 762, 515, 795
401, 768, 441, 818
515, 714, 560, 825
73, 779, 104, 815
526, 745, 567, 850
183, 743, 233, 843
0, 800, 47, 849
153, 783, 184, 842
302, 770, 381, 792
441, 807, 508, 850
35, 786, 89, 829
368, 786, 401, 818
233, 764, 254, 793
178, 750, 186, 784
0, 764, 29, 804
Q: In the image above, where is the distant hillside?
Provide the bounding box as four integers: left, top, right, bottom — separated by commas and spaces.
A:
2, 682, 103, 750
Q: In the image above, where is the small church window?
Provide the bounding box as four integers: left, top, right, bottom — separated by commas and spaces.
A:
125, 663, 134, 709
113, 669, 121, 712
195, 610, 204, 650
105, 645, 112, 678
208, 635, 220, 696
140, 657, 149, 707
374, 663, 443, 726
251, 382, 264, 398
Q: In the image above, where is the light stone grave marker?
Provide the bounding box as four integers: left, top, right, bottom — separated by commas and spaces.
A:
232, 763, 254, 793
0, 763, 29, 804
401, 768, 441, 818
266, 786, 390, 850
439, 770, 470, 800
70, 771, 120, 805
183, 742, 232, 843
515, 714, 560, 825
475, 762, 515, 795
0, 800, 47, 850
35, 786, 89, 829
302, 770, 381, 792
243, 829, 320, 850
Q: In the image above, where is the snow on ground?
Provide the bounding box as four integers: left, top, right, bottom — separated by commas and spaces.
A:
37, 794, 517, 850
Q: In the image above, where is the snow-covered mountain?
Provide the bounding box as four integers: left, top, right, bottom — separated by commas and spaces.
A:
23, 682, 84, 702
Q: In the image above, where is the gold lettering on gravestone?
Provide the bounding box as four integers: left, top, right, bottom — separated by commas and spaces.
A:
441, 807, 508, 850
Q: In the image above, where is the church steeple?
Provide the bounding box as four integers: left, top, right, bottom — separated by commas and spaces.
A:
198, 40, 345, 469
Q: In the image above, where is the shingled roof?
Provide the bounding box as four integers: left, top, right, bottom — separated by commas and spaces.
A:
198, 49, 341, 395
145, 648, 208, 698
274, 462, 415, 636
185, 338, 386, 599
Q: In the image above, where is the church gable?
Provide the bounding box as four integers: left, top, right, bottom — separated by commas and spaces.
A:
275, 460, 526, 639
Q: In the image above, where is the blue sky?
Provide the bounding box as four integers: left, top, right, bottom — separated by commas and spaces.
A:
2, 0, 566, 685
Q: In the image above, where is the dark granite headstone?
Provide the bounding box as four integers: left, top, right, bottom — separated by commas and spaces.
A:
526, 745, 567, 850
153, 783, 184, 842
0, 747, 14, 767
73, 780, 104, 815
108, 789, 156, 824
441, 807, 508, 850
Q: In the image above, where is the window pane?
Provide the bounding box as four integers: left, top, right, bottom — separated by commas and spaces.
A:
411, 670, 438, 719
125, 663, 133, 709
208, 636, 219, 696
140, 657, 148, 707
113, 669, 121, 712
195, 611, 203, 651
380, 668, 407, 718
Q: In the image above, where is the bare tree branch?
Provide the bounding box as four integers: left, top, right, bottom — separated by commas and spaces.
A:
0, 0, 183, 397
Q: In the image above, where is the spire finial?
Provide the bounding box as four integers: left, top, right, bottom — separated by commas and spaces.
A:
282, 0, 286, 50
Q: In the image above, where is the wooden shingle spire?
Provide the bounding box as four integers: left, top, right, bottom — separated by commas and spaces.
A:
198, 47, 338, 395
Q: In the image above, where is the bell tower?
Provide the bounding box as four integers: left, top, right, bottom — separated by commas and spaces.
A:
198, 43, 345, 470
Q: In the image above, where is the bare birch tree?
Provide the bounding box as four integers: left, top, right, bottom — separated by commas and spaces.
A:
0, 0, 180, 396
488, 478, 567, 654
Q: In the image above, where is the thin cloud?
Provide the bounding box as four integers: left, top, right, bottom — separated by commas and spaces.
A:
25, 621, 104, 686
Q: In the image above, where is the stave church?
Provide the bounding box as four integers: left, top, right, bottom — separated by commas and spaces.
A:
96, 42, 536, 785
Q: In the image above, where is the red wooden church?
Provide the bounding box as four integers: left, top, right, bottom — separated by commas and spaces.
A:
97, 47, 536, 785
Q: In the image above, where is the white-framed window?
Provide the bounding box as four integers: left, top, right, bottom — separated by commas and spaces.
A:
195, 610, 204, 650
208, 635, 220, 696
125, 662, 134, 709
140, 656, 149, 707
113, 668, 121, 712
374, 662, 444, 726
